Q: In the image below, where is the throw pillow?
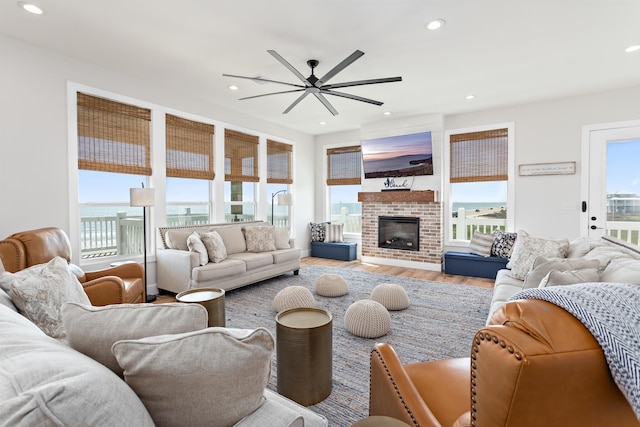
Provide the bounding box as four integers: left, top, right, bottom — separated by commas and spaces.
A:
200, 231, 228, 263
9, 257, 91, 341
491, 230, 518, 258
522, 257, 601, 289
309, 222, 330, 242
244, 226, 277, 253
0, 263, 48, 293
469, 232, 495, 257
539, 268, 600, 287
325, 223, 344, 243
274, 226, 291, 249
112, 327, 274, 427
582, 246, 631, 270
506, 231, 570, 280
61, 302, 208, 377
601, 258, 640, 284
164, 229, 197, 251
187, 232, 209, 266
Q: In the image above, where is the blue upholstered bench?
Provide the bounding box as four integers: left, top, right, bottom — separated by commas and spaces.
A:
311, 242, 357, 261
443, 251, 509, 279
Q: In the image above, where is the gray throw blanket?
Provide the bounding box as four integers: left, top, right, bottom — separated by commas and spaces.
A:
510, 283, 640, 420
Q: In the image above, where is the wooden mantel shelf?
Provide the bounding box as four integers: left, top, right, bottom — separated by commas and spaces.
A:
358, 190, 437, 203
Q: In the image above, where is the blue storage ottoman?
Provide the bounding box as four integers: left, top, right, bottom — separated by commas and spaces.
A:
311, 242, 357, 261
443, 251, 509, 279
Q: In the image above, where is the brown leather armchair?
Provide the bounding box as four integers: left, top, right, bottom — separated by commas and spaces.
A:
370, 299, 639, 427
0, 227, 144, 305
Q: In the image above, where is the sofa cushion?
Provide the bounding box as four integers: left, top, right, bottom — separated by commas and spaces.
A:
236, 389, 328, 427
0, 288, 17, 312
165, 229, 196, 251
273, 248, 302, 264
216, 226, 247, 254
582, 246, 631, 270
228, 252, 274, 270
201, 231, 228, 263
469, 231, 495, 257
522, 257, 600, 289
245, 225, 277, 252
192, 259, 246, 282
9, 257, 91, 341
601, 258, 640, 284
112, 327, 274, 427
539, 268, 600, 287
491, 230, 517, 258
187, 232, 209, 266
0, 304, 154, 426
506, 231, 570, 280
275, 227, 291, 249
62, 302, 208, 377
567, 236, 604, 258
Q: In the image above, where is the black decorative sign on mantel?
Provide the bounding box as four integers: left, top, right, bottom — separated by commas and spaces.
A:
381, 177, 413, 191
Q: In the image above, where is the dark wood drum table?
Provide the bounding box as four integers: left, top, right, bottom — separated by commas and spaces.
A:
276, 307, 333, 406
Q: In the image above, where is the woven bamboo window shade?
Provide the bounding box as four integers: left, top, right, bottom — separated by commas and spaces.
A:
267, 140, 293, 184
224, 129, 259, 182
166, 114, 215, 180
77, 93, 152, 176
326, 145, 362, 185
450, 128, 508, 183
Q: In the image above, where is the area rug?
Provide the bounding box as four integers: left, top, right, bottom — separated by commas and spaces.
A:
223, 266, 492, 426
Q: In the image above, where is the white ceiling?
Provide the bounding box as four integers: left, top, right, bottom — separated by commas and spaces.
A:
2, 0, 639, 135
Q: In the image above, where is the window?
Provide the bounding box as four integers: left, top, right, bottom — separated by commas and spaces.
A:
224, 129, 259, 222
326, 146, 362, 233
267, 140, 293, 226
165, 114, 214, 225
76, 93, 152, 260
447, 127, 511, 241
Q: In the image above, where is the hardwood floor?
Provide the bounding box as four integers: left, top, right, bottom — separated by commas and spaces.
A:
155, 257, 494, 303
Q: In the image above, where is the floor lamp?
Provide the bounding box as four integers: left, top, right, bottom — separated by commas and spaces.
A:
271, 190, 292, 225
130, 185, 156, 303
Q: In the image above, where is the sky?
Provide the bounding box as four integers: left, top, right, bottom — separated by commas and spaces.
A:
361, 131, 432, 161
607, 139, 640, 193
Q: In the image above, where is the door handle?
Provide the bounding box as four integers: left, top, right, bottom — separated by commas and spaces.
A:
582, 201, 587, 213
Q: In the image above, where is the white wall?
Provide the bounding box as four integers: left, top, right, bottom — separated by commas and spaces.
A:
0, 35, 315, 272
317, 85, 640, 242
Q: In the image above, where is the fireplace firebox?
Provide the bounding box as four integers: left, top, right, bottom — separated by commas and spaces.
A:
378, 216, 420, 251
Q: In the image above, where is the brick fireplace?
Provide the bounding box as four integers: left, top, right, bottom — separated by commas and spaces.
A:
358, 190, 442, 269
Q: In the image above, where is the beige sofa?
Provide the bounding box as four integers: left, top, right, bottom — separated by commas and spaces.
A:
488, 233, 640, 321
156, 221, 301, 294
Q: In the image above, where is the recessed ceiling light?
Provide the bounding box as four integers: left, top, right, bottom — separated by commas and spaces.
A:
228, 85, 239, 91
426, 19, 446, 31
625, 45, 640, 53
17, 1, 44, 14
465, 94, 475, 100
383, 111, 392, 116
319, 121, 327, 125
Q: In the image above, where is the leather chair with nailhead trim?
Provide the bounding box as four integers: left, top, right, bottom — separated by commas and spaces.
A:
369, 298, 639, 427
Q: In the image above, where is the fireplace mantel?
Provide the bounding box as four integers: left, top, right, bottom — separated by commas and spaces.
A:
358, 190, 436, 203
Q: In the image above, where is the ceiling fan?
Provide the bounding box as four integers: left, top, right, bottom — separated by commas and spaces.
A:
223, 50, 402, 116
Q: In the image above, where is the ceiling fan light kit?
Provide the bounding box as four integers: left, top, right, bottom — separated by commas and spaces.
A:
223, 50, 402, 116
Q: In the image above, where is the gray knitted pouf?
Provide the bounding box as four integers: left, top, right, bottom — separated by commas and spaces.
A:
344, 300, 390, 338
315, 273, 349, 297
371, 283, 410, 311
273, 286, 315, 312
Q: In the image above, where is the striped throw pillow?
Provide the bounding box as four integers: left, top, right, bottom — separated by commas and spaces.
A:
469, 232, 495, 257
325, 223, 344, 243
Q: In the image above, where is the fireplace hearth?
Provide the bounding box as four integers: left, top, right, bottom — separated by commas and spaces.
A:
378, 216, 420, 251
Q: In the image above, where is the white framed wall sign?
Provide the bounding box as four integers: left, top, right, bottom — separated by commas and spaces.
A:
519, 161, 576, 176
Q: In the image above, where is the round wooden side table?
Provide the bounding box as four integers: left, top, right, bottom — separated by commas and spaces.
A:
176, 288, 225, 327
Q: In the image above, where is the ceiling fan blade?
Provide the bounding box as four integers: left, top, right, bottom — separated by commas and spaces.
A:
222, 74, 305, 89
322, 89, 384, 106
239, 89, 305, 101
313, 93, 339, 116
322, 76, 402, 90
267, 50, 311, 85
283, 92, 310, 114
317, 50, 365, 86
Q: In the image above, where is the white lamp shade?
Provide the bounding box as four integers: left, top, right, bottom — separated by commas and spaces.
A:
277, 193, 293, 206
130, 188, 156, 207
